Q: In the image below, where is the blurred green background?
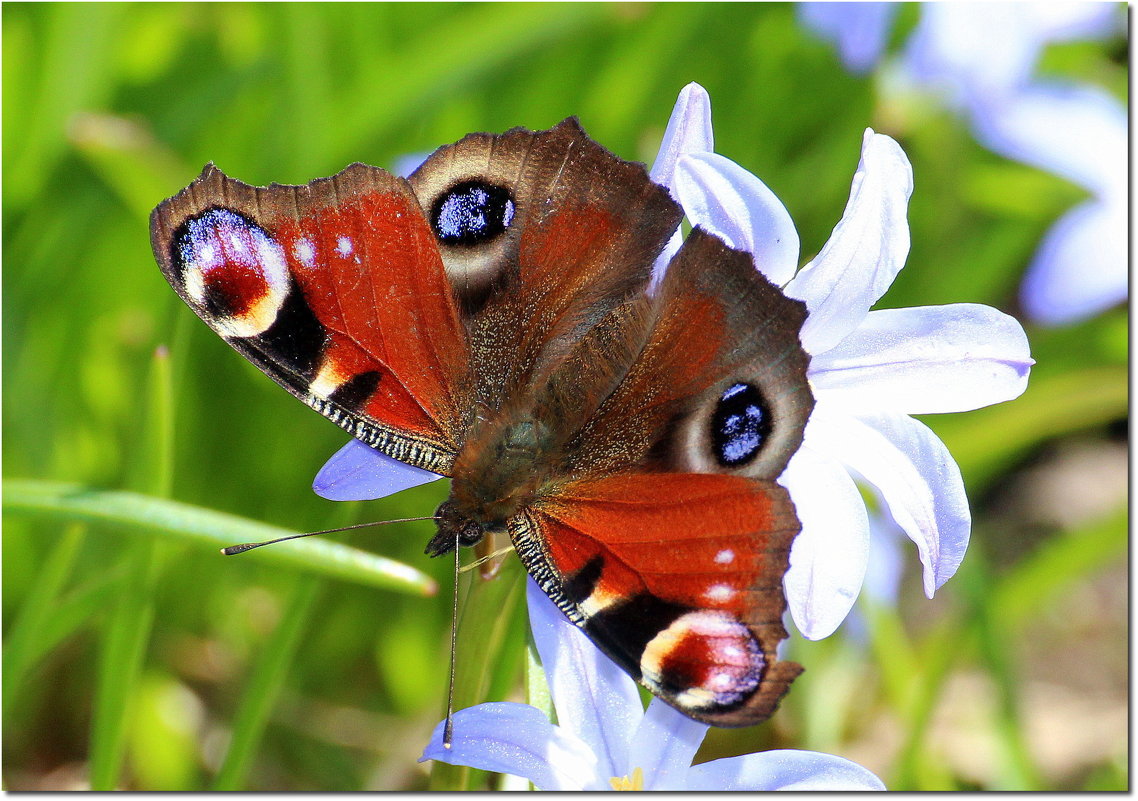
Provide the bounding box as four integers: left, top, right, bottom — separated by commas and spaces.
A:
3, 2, 1127, 791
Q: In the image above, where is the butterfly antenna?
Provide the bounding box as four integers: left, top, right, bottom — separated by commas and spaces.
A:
220, 517, 437, 555
443, 530, 462, 749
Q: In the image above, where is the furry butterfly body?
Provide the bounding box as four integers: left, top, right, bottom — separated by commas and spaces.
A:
151, 119, 814, 726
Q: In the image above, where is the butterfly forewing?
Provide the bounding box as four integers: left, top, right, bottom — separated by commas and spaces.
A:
409, 119, 683, 410
150, 163, 471, 473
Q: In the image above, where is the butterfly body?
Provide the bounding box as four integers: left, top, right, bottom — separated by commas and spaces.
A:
152, 119, 814, 727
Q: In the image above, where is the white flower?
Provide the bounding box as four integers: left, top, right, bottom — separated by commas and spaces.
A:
903, 4, 1126, 326
654, 84, 1033, 639
902, 2, 1119, 114
419, 579, 886, 791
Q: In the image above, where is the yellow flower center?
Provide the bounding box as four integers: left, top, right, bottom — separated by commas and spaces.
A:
610, 766, 645, 791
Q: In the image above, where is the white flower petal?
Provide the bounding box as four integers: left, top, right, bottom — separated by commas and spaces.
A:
808, 303, 1033, 414
1021, 197, 1128, 326
674, 151, 801, 285
650, 82, 714, 189
649, 82, 714, 291
312, 439, 442, 501
687, 748, 886, 790
651, 232, 686, 297
527, 579, 642, 778
420, 702, 600, 791
779, 438, 870, 640
785, 130, 914, 355
815, 408, 970, 598
628, 699, 708, 790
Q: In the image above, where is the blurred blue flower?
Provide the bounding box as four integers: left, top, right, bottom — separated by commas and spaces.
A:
659, 88, 1032, 639
419, 579, 886, 791
975, 83, 1127, 326
799, 2, 1127, 326
902, 3, 1117, 115
799, 2, 898, 74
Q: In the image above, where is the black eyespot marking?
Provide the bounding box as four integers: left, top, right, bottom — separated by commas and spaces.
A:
711, 382, 770, 467
431, 181, 515, 246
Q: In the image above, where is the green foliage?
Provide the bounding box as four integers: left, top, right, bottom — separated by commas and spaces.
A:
3, 2, 1126, 791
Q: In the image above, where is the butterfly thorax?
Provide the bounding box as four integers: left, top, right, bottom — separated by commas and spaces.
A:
425, 406, 559, 557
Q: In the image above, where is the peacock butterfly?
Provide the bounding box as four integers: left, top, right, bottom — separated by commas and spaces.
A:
150, 119, 815, 727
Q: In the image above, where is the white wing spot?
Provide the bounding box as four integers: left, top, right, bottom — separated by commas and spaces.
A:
705, 583, 735, 603
294, 238, 316, 268
336, 236, 353, 256
714, 549, 735, 565
198, 242, 218, 266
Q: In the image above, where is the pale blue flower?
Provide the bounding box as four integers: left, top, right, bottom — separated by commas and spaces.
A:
902, 2, 1118, 115
419, 579, 886, 791
312, 436, 441, 501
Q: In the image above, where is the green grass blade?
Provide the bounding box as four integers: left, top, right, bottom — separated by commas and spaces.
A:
891, 621, 966, 790
334, 3, 605, 151
2, 523, 87, 717
992, 508, 1127, 626
862, 599, 920, 709
933, 367, 1128, 488
525, 623, 554, 723
19, 567, 128, 678
89, 539, 159, 790
212, 575, 323, 790
961, 552, 1042, 790
89, 345, 173, 790
4, 479, 437, 596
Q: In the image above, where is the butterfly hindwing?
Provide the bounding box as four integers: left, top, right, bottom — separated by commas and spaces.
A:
563, 226, 814, 480
408, 118, 683, 410
515, 472, 804, 726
